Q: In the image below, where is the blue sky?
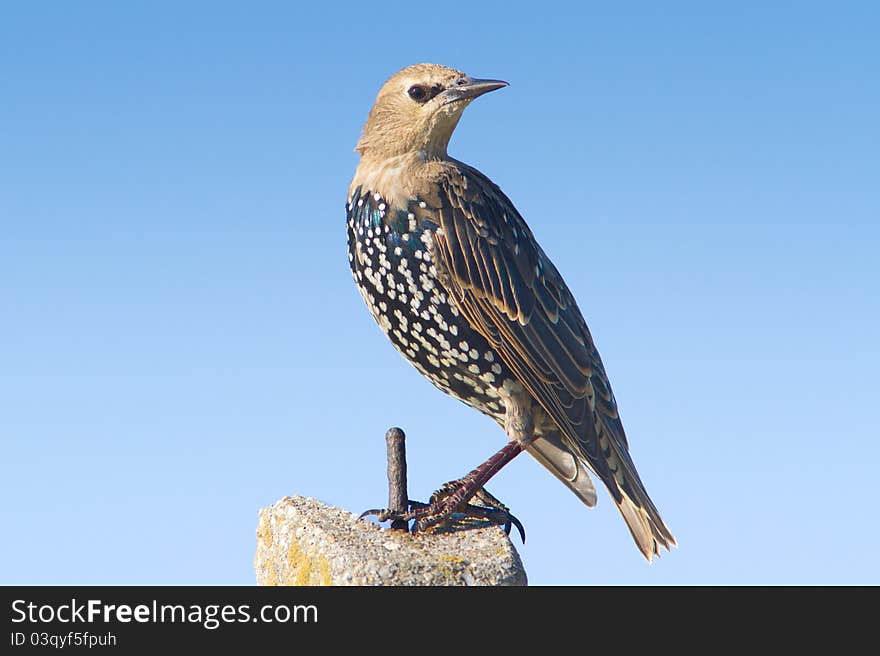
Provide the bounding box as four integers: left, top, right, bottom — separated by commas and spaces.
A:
1, 1, 878, 585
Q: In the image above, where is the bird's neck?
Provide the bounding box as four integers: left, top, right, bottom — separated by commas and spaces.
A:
349, 150, 447, 206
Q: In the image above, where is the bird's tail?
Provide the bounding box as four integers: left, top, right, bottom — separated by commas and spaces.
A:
606, 440, 677, 562
615, 490, 676, 562
526, 432, 598, 508
529, 427, 676, 561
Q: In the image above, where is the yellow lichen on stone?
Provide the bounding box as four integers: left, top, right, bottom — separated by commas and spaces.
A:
318, 556, 332, 585
254, 513, 281, 586
256, 513, 273, 549
436, 554, 469, 584
438, 554, 467, 565
260, 564, 280, 587
287, 538, 308, 585
286, 537, 332, 586
256, 496, 527, 586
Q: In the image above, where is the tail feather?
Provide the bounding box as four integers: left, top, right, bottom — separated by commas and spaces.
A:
608, 438, 677, 562
557, 412, 676, 562
526, 431, 597, 508
528, 429, 676, 562
616, 492, 676, 562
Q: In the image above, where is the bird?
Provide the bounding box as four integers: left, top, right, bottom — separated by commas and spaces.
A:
346, 63, 676, 561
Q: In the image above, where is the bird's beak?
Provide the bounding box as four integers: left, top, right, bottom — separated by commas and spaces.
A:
441, 77, 509, 105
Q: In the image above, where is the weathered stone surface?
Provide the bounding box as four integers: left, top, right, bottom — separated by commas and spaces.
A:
255, 495, 527, 586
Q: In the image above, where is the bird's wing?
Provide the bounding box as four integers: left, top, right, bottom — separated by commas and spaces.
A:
431, 162, 675, 559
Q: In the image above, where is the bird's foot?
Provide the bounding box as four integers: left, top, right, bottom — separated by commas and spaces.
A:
416, 483, 526, 542
359, 483, 525, 543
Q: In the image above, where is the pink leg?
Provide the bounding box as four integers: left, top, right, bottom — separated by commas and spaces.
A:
364, 440, 527, 536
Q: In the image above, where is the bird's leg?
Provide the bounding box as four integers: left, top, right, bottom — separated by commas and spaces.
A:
360, 439, 527, 540
409, 485, 526, 542
411, 441, 524, 534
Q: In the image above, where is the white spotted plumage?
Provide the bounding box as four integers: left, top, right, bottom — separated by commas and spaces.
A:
346, 186, 513, 420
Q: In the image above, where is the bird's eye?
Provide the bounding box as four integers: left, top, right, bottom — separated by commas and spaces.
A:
407, 85, 428, 103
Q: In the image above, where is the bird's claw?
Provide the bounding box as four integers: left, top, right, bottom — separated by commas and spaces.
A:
461, 487, 526, 543
358, 485, 525, 543
357, 506, 415, 524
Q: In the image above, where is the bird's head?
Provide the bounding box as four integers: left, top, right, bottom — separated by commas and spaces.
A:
355, 63, 508, 161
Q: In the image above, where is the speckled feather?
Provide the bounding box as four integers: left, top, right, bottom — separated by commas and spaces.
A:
346, 63, 675, 560
430, 163, 675, 551
346, 185, 510, 420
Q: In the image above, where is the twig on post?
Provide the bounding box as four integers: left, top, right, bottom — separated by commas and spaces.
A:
385, 427, 409, 531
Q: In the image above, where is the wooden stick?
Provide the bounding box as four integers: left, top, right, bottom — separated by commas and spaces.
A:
385, 427, 409, 531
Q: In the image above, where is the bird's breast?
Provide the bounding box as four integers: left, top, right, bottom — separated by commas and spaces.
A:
346, 185, 510, 420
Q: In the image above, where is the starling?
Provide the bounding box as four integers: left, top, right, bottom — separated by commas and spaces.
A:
347, 64, 675, 561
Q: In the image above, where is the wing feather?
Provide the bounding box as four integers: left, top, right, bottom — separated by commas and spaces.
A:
431, 162, 676, 559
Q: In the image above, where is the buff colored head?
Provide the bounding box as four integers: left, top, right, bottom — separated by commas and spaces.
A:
355, 63, 508, 161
